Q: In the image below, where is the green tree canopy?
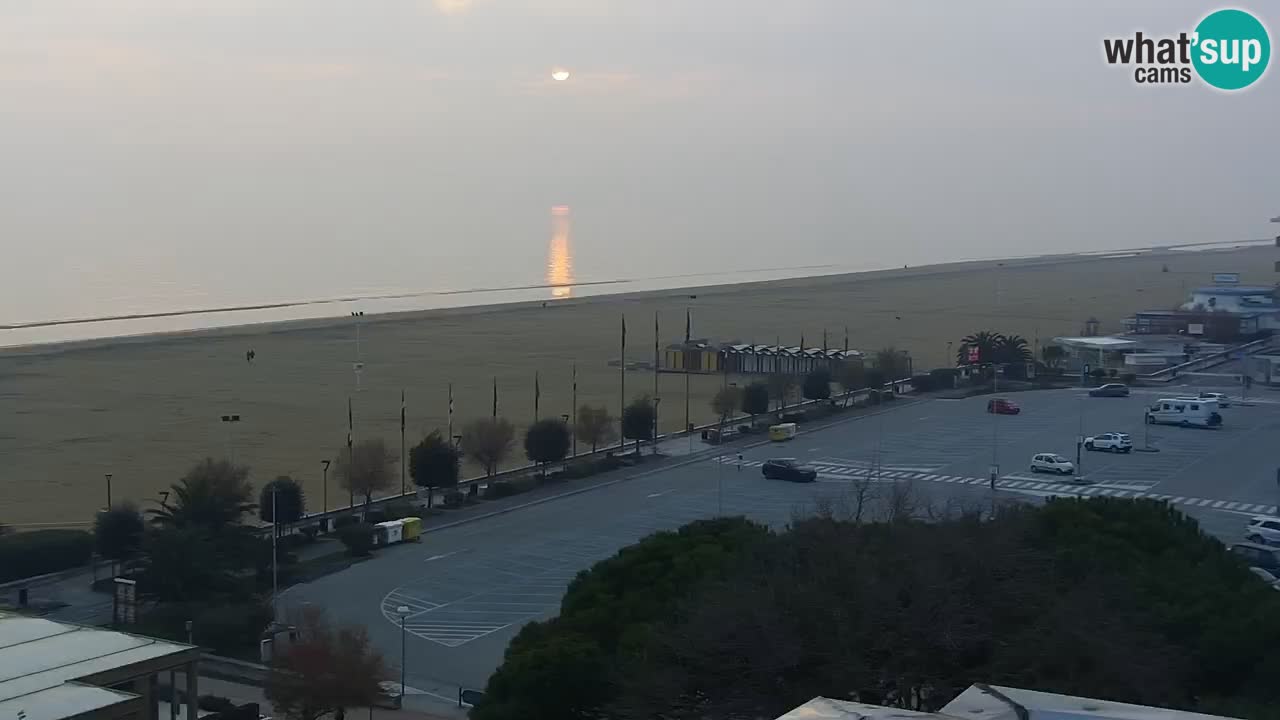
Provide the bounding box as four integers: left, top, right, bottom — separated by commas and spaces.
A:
473, 518, 771, 720
525, 419, 571, 472
802, 368, 832, 401
477, 499, 1280, 720
958, 331, 1004, 365
740, 382, 770, 418
409, 430, 461, 506
260, 476, 306, 532
150, 458, 255, 531
621, 396, 655, 451
94, 502, 145, 564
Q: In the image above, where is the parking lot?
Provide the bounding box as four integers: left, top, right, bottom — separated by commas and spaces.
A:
292, 383, 1280, 693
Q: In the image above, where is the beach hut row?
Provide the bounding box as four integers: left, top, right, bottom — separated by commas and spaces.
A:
660, 340, 864, 376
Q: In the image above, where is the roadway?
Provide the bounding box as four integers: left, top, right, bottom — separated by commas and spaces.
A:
285, 381, 1280, 703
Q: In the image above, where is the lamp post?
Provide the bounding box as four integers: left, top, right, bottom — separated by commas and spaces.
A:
104, 473, 113, 509
321, 460, 331, 515
396, 605, 411, 702
271, 485, 279, 621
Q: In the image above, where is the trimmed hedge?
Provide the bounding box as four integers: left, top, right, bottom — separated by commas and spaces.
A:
0, 529, 93, 583
338, 522, 376, 556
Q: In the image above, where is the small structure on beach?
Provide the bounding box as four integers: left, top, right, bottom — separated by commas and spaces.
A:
658, 339, 862, 376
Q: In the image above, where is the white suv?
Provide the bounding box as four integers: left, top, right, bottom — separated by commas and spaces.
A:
1084, 432, 1132, 453
1245, 516, 1280, 545
1030, 453, 1075, 475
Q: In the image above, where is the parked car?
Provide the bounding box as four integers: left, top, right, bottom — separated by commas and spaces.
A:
1245, 516, 1280, 545
1249, 567, 1280, 591
761, 458, 818, 483
987, 398, 1020, 415
1088, 383, 1130, 397
1230, 542, 1280, 573
1198, 391, 1231, 408
1029, 453, 1075, 475
1084, 432, 1132, 453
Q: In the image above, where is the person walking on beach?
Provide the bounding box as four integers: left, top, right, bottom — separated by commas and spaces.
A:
246, 349, 256, 363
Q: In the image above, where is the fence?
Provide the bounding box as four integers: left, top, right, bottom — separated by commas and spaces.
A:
1138, 337, 1274, 382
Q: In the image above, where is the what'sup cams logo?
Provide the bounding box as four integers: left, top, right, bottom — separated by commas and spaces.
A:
1103, 8, 1270, 90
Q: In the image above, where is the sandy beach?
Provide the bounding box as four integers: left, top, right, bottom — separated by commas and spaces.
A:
1, 245, 1271, 527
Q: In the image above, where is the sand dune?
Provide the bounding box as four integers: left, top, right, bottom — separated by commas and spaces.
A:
1, 245, 1271, 527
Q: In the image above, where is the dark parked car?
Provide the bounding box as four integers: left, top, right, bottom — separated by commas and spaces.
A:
761, 458, 818, 483
1230, 542, 1280, 573
1088, 383, 1130, 397
987, 398, 1020, 415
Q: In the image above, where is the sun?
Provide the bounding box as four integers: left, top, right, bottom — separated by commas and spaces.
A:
551, 69, 570, 81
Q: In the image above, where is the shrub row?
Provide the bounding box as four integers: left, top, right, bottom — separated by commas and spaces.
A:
0, 529, 94, 583
139, 601, 272, 656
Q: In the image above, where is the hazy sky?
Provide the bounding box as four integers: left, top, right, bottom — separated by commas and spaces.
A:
1, 1, 1277, 325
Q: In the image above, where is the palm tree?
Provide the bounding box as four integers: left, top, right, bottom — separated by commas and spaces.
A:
996, 334, 1032, 364
150, 458, 256, 531
957, 331, 1006, 365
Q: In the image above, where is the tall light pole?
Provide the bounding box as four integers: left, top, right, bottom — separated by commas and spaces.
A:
990, 263, 1003, 489
396, 605, 411, 702
104, 473, 113, 509
271, 484, 279, 621
321, 460, 330, 515
652, 397, 662, 454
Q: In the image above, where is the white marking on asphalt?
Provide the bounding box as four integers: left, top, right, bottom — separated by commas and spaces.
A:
1212, 500, 1227, 508
1225, 502, 1243, 510
647, 489, 675, 498
424, 551, 463, 562
1171, 496, 1186, 504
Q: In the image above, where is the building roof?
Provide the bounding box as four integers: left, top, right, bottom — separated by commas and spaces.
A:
1191, 286, 1275, 296
776, 687, 1242, 720
1052, 336, 1138, 349
0, 612, 197, 720
940, 684, 1240, 720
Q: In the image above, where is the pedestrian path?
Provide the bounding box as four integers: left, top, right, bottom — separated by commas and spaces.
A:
715, 457, 1278, 516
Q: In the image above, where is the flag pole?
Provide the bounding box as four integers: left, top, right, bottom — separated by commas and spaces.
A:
535, 371, 541, 422
620, 314, 626, 450
400, 390, 406, 497
653, 310, 660, 445
447, 382, 454, 446
684, 307, 691, 448
571, 363, 578, 457
347, 396, 354, 508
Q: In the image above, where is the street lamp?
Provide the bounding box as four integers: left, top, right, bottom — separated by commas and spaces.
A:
321, 459, 331, 515
396, 606, 411, 702
104, 473, 113, 509
271, 485, 279, 621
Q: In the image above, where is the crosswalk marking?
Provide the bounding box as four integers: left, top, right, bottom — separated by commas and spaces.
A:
719, 457, 1275, 517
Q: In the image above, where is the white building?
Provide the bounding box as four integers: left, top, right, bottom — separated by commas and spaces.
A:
777, 684, 1240, 720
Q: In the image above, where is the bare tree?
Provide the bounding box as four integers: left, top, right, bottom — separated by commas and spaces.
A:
461, 417, 516, 476
336, 438, 396, 507
574, 405, 616, 454
266, 606, 388, 720
766, 373, 797, 412
710, 386, 740, 427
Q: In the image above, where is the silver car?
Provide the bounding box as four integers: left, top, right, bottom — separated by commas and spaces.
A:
1245, 516, 1280, 545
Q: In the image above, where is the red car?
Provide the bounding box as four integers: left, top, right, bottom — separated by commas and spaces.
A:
987, 398, 1020, 415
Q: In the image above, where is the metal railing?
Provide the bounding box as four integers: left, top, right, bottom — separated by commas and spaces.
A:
1138, 337, 1273, 382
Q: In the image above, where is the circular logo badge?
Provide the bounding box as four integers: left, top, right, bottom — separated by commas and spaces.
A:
1192, 8, 1271, 90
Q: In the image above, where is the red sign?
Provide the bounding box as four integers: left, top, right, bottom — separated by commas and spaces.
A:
967, 346, 980, 363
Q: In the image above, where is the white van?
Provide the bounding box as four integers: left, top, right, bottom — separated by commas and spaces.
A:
1145, 398, 1223, 428
768, 423, 798, 441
